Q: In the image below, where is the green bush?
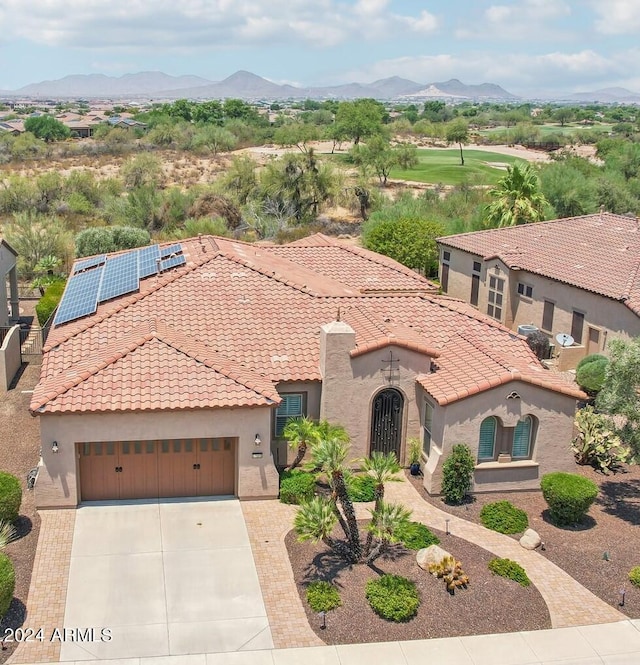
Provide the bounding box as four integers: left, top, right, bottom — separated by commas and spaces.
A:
576, 357, 609, 394
576, 353, 608, 371
488, 558, 531, 587
0, 472, 22, 523
0, 552, 15, 619
441, 444, 475, 505
395, 521, 440, 550
629, 567, 640, 588
541, 472, 599, 526
35, 279, 66, 326
347, 474, 376, 502
306, 581, 342, 612
279, 470, 316, 505
480, 501, 529, 534
365, 574, 420, 622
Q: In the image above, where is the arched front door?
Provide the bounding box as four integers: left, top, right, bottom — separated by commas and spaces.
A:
370, 388, 404, 457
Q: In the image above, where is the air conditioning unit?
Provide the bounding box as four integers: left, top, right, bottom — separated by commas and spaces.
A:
517, 324, 539, 336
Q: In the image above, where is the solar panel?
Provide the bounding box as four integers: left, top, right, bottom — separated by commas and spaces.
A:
160, 243, 182, 259
98, 251, 139, 302
160, 254, 186, 272
73, 255, 106, 275
54, 267, 103, 325
138, 244, 161, 279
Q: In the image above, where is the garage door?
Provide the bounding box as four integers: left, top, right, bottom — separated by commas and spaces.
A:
78, 438, 236, 501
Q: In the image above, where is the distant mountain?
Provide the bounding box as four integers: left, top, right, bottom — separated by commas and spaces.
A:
15, 71, 214, 98
6, 70, 517, 101
570, 87, 640, 103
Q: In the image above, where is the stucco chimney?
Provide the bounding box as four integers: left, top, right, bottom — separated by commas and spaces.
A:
319, 320, 356, 421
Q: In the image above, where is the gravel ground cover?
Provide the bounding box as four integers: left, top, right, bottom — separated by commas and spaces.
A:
407, 464, 640, 619
0, 304, 43, 663
284, 522, 550, 644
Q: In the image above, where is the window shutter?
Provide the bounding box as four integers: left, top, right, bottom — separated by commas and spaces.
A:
275, 394, 303, 436
478, 418, 496, 460
512, 417, 532, 458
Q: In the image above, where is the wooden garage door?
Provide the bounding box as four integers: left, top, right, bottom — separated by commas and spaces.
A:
79, 438, 236, 501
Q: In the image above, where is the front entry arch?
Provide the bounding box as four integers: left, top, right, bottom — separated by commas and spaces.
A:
370, 388, 404, 457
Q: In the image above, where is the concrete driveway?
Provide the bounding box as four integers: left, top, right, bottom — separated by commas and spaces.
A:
60, 498, 273, 661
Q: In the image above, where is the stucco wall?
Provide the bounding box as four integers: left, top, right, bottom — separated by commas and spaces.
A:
35, 406, 278, 508
439, 246, 640, 364
421, 380, 577, 495
0, 325, 21, 391
0, 243, 17, 328
319, 321, 430, 464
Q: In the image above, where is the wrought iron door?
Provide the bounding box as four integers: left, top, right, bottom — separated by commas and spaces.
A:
370, 388, 404, 456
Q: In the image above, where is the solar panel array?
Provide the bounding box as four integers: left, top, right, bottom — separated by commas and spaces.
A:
54, 243, 185, 326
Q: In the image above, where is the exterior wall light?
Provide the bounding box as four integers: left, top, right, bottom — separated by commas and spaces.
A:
51, 441, 59, 453
254, 434, 262, 447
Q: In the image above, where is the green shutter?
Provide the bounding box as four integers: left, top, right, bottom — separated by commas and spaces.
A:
275, 394, 303, 436
512, 417, 532, 458
478, 417, 496, 460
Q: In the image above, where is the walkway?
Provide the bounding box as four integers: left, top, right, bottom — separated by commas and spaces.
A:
385, 479, 625, 628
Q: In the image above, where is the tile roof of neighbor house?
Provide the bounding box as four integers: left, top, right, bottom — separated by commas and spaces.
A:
438, 212, 640, 315
30, 234, 584, 415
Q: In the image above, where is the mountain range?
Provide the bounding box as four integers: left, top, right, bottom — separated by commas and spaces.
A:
568, 87, 640, 103
5, 70, 518, 101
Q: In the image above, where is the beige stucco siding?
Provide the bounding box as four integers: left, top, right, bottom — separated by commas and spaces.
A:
0, 242, 17, 328
422, 381, 577, 495
35, 406, 278, 508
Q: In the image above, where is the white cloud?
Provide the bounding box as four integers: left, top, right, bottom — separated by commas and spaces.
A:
592, 0, 640, 34
341, 48, 640, 95
0, 0, 437, 50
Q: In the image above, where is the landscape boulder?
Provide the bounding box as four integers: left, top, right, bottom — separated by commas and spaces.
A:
417, 545, 452, 571
519, 528, 542, 550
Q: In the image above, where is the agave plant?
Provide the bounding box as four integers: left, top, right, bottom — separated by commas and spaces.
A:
0, 520, 16, 550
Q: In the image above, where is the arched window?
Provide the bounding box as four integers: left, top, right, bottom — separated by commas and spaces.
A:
478, 417, 497, 461
513, 416, 533, 459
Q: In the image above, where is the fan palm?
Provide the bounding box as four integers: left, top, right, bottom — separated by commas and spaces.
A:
283, 416, 318, 471
366, 502, 412, 563
485, 163, 548, 228
0, 520, 16, 550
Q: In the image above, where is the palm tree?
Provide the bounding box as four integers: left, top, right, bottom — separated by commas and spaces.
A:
283, 416, 318, 471
365, 502, 412, 563
485, 163, 549, 228
0, 520, 16, 550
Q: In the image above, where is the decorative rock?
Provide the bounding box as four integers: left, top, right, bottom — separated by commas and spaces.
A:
417, 545, 452, 571
520, 528, 542, 550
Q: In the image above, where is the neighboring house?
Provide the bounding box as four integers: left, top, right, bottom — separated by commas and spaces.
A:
437, 213, 640, 368
0, 239, 20, 327
30, 235, 583, 509
0, 121, 24, 135
106, 116, 147, 130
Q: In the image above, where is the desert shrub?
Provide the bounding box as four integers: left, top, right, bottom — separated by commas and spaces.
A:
306, 581, 342, 612
35, 280, 65, 326
480, 501, 529, 534
576, 356, 609, 395
0, 520, 16, 550
279, 470, 316, 505
395, 521, 440, 550
66, 191, 94, 215
347, 474, 376, 502
0, 472, 21, 523
75, 226, 150, 257
540, 472, 599, 526
0, 553, 15, 619
576, 353, 608, 371
441, 444, 475, 505
428, 555, 470, 593
572, 406, 630, 473
365, 574, 420, 622
629, 567, 640, 588
488, 558, 531, 587
527, 331, 550, 360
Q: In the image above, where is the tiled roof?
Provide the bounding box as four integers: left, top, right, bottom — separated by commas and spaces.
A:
32, 235, 583, 414
438, 213, 640, 314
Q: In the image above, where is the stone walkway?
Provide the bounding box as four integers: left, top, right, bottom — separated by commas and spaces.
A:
9, 509, 76, 664
385, 479, 625, 628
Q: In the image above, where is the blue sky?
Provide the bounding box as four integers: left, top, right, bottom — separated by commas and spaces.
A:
1, 0, 639, 96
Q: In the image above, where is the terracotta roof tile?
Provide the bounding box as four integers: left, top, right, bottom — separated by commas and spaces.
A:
438, 213, 640, 314
32, 235, 582, 414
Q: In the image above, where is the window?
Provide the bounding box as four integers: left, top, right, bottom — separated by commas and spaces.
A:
487, 275, 505, 320
517, 282, 533, 298
512, 417, 533, 458
470, 262, 481, 306
478, 417, 496, 461
274, 393, 305, 437
440, 253, 450, 293
423, 400, 434, 455
542, 300, 555, 331
571, 311, 585, 345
